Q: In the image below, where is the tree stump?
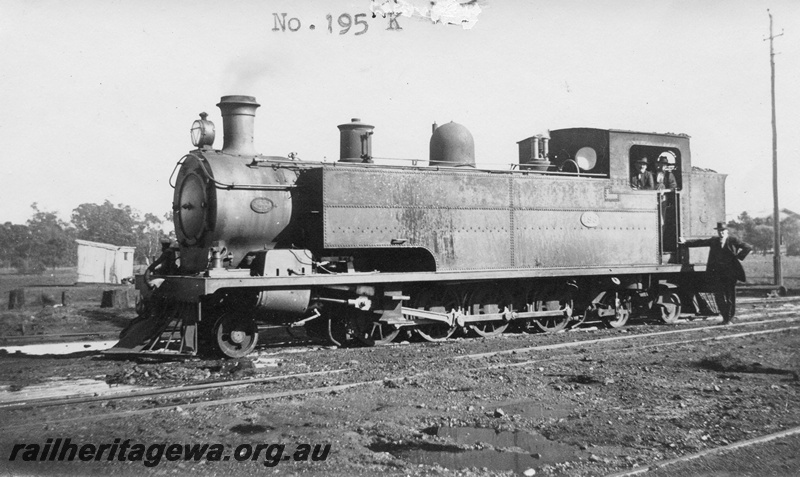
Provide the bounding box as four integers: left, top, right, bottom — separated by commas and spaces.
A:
101, 289, 136, 309
8, 289, 25, 310
40, 293, 57, 307
61, 291, 71, 307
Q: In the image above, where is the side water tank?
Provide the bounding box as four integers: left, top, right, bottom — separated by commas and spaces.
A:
429, 122, 475, 168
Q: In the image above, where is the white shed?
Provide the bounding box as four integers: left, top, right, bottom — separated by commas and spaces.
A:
75, 239, 136, 284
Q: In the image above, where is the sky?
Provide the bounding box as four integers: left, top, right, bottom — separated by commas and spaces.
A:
2, 0, 799, 228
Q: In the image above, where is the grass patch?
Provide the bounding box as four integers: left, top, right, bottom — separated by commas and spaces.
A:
0, 268, 131, 308
741, 254, 800, 289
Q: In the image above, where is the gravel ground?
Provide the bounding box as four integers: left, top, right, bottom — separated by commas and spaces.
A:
1, 305, 799, 476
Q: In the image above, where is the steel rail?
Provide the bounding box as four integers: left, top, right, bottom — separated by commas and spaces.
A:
0, 331, 115, 342
1, 377, 382, 431
0, 368, 348, 410
4, 312, 798, 429
5, 306, 797, 405
455, 314, 800, 361
467, 325, 800, 372
605, 425, 800, 477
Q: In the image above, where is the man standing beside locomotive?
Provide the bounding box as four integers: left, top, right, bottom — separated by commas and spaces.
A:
679, 223, 752, 324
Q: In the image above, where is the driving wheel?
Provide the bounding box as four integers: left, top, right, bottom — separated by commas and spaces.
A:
413, 287, 460, 342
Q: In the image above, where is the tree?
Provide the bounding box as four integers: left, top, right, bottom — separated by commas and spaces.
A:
2, 202, 172, 272
749, 225, 774, 255
27, 203, 76, 269
135, 212, 165, 265
733, 211, 800, 256
782, 216, 800, 256
734, 211, 774, 254
0, 222, 32, 269
72, 201, 138, 247
72, 200, 171, 264
726, 218, 743, 237
0, 205, 76, 273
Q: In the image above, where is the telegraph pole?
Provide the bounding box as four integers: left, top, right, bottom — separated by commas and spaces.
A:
767, 10, 783, 287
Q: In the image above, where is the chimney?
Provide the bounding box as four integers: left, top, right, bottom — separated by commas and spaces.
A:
216, 95, 260, 155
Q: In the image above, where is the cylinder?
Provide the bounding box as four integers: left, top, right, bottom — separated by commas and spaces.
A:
338, 118, 374, 162
216, 95, 260, 156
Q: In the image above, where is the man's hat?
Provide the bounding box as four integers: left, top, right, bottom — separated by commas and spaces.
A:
160, 237, 171, 245
635, 157, 648, 165
657, 151, 677, 164
714, 222, 728, 231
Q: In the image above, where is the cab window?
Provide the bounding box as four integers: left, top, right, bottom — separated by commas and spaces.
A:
628, 145, 681, 190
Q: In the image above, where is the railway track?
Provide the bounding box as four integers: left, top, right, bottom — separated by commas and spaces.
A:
457, 315, 800, 362
2, 295, 795, 351
0, 368, 349, 410
606, 426, 800, 477
0, 331, 117, 344
2, 302, 797, 430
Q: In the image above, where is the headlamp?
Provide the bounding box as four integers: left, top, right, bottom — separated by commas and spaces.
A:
190, 112, 215, 148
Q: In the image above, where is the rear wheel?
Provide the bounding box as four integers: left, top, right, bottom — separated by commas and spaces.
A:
599, 292, 631, 329
657, 292, 682, 324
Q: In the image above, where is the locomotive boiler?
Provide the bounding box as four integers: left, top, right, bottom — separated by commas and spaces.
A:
109, 95, 726, 358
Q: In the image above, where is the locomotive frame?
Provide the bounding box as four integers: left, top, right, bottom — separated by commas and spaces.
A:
108, 95, 726, 358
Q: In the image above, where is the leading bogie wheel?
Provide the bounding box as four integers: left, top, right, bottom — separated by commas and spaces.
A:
212, 313, 258, 358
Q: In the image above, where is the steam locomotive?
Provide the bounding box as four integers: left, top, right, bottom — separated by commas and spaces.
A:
108, 95, 724, 358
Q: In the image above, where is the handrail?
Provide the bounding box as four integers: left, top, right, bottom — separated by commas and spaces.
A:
175, 154, 297, 191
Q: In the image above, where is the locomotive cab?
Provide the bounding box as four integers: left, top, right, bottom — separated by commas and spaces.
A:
547, 127, 688, 187
545, 128, 705, 262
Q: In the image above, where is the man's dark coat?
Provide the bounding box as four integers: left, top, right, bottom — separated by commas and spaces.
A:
631, 171, 654, 190
684, 235, 752, 282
